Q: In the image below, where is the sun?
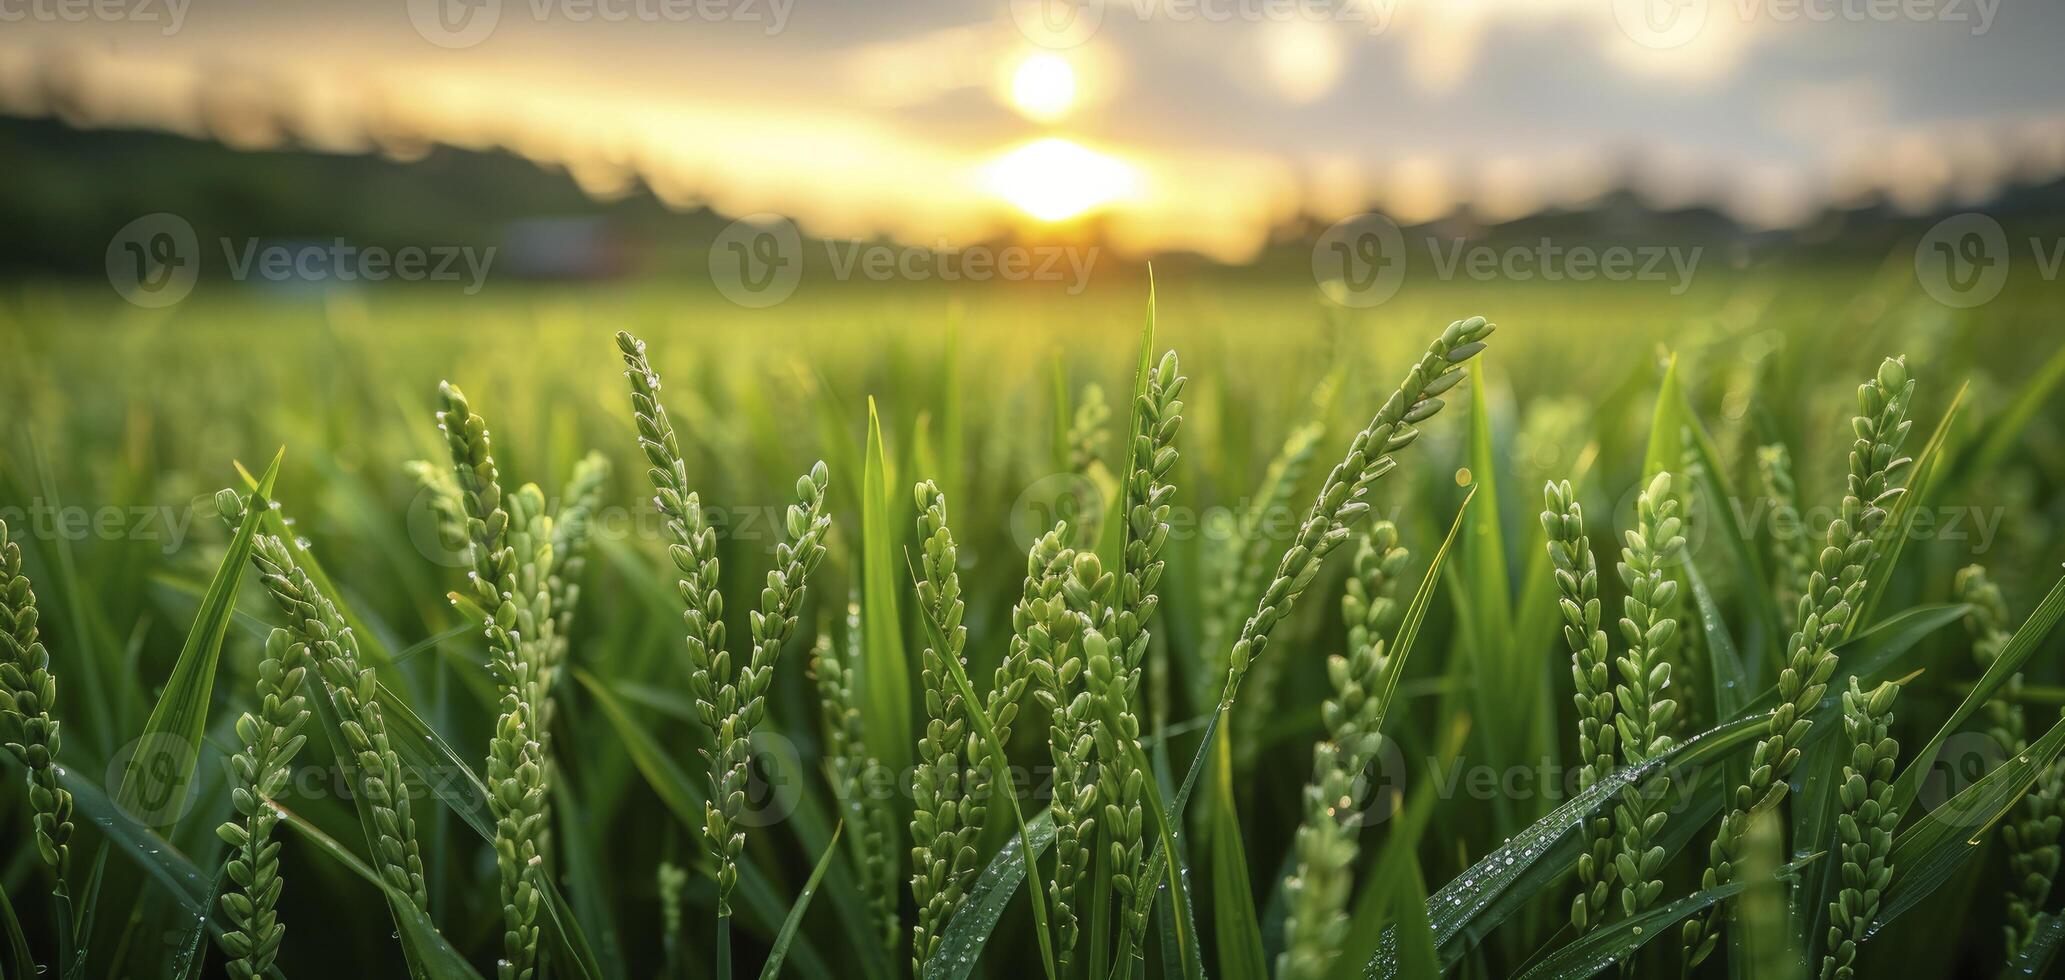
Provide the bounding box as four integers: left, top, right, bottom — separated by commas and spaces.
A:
1009, 53, 1077, 123
984, 138, 1137, 223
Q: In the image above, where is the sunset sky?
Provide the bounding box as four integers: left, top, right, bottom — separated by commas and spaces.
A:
4, 0, 2062, 259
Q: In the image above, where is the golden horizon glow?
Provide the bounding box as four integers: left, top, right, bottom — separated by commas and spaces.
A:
984, 138, 1138, 223
1009, 52, 1077, 123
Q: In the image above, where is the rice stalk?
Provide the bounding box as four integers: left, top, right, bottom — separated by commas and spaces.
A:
546, 452, 610, 677
1111, 349, 1183, 681
658, 860, 688, 976
1757, 443, 1812, 629
1068, 383, 1112, 473
437, 382, 559, 980
812, 602, 899, 953
216, 492, 430, 914
910, 481, 986, 973
1957, 564, 2062, 958
1682, 356, 1915, 969
213, 627, 312, 979
1073, 581, 1153, 952
406, 458, 470, 559
1611, 472, 1683, 920
1061, 345, 1183, 961
0, 518, 74, 904
615, 332, 832, 935
1818, 678, 1899, 980
1020, 524, 1097, 973
1276, 520, 1409, 980
1219, 316, 1493, 706
1543, 480, 1618, 934
1059, 383, 1111, 545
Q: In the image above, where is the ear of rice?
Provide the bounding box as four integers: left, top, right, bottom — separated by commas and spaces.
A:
1683, 356, 1915, 969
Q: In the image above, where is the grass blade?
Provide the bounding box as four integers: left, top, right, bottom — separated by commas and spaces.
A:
533, 862, 606, 980
2003, 915, 2065, 978
1458, 382, 1519, 771
1677, 379, 1784, 661
272, 802, 485, 980
1639, 354, 1686, 483
1382, 853, 1440, 980
1207, 734, 1267, 980
1512, 856, 1819, 980
1684, 558, 1750, 720
1371, 711, 1771, 974
1956, 341, 2065, 481
115, 448, 281, 832
572, 668, 704, 829
1888, 570, 2065, 816
1873, 709, 2065, 933
760, 823, 844, 980
0, 869, 31, 980
925, 810, 1058, 980
550, 775, 626, 980
862, 398, 914, 781
374, 682, 494, 841
1371, 488, 1473, 736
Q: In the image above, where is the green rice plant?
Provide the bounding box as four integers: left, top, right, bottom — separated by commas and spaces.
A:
1076, 602, 1152, 954
912, 476, 1049, 973
1020, 526, 1097, 973
0, 518, 74, 907
1058, 383, 1111, 545
546, 452, 610, 676
810, 602, 899, 954
1610, 471, 1683, 920
1110, 349, 1183, 682
1068, 383, 1111, 474
1683, 356, 1915, 969
216, 491, 431, 914
437, 381, 560, 980
614, 332, 833, 970
213, 627, 312, 979
1276, 520, 1408, 980
1758, 443, 1812, 628
1542, 480, 1617, 934
1957, 564, 2062, 958
1819, 678, 1899, 980
406, 458, 470, 559
910, 480, 987, 973
1220, 315, 1493, 706
658, 860, 688, 976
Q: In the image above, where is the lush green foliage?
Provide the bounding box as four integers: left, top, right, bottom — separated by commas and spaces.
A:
1, 268, 2063, 980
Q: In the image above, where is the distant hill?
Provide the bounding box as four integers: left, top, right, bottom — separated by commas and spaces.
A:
6, 114, 2065, 281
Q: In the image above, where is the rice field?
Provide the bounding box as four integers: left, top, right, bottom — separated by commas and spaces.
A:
2, 255, 2063, 979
